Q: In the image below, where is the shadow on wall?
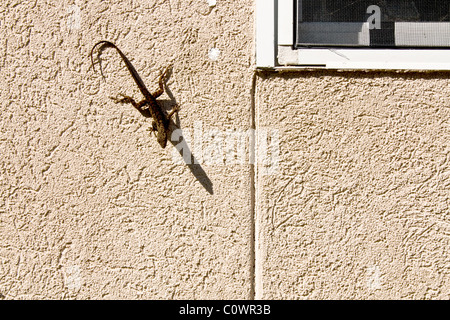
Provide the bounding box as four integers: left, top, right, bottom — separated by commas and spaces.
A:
161, 69, 213, 195
169, 134, 214, 195
91, 42, 213, 194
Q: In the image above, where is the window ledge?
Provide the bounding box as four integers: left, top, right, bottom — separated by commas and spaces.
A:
278, 46, 450, 71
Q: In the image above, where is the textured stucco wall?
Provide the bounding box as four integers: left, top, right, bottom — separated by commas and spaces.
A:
0, 1, 449, 300
255, 71, 450, 299
0, 0, 254, 299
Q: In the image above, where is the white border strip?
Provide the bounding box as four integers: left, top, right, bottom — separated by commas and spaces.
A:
278, 0, 294, 45
296, 48, 450, 70
257, 0, 450, 70
256, 0, 276, 67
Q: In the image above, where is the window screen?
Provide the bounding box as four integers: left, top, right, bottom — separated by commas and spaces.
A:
296, 0, 450, 48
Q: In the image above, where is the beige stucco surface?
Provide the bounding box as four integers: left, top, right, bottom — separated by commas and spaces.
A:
0, 1, 449, 299
255, 71, 450, 299
0, 0, 254, 299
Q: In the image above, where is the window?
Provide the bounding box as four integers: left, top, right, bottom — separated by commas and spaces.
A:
296, 0, 450, 48
256, 0, 450, 70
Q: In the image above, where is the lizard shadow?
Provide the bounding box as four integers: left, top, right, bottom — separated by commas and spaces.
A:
153, 97, 214, 195
162, 72, 213, 195
93, 44, 213, 194
136, 67, 213, 195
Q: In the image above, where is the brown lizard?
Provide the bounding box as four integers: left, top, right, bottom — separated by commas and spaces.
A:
90, 41, 179, 148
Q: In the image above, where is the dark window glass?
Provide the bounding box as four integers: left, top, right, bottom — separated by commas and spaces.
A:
299, 0, 450, 22
296, 0, 450, 47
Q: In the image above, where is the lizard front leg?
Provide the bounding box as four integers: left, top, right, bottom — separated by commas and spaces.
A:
110, 94, 152, 118
110, 94, 148, 110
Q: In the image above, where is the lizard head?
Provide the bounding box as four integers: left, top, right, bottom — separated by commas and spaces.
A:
157, 131, 167, 148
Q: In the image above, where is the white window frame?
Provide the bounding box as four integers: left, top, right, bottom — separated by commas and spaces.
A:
256, 0, 450, 70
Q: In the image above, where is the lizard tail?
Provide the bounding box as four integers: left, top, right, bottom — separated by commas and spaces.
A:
90, 40, 118, 73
